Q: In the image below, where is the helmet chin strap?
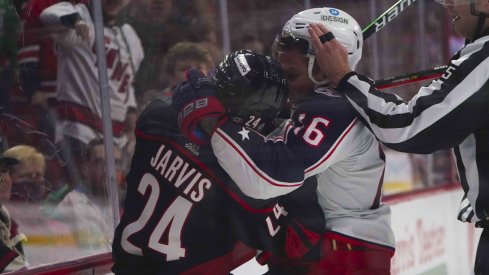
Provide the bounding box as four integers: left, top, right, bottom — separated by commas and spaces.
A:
470, 0, 489, 42
308, 56, 330, 86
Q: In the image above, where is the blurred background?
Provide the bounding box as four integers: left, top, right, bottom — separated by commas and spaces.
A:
0, 0, 465, 273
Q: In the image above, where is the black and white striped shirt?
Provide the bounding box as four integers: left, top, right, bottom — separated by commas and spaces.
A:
336, 33, 489, 225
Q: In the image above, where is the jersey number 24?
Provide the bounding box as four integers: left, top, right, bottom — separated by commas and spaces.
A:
120, 173, 191, 261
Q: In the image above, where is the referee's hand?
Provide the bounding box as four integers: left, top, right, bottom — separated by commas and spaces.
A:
308, 23, 352, 87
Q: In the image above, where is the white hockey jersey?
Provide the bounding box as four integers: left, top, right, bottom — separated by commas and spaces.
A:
40, 2, 144, 146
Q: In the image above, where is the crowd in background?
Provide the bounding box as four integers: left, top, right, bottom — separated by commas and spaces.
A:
0, 0, 460, 271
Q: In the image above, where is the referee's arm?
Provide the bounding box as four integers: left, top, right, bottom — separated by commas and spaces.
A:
336, 51, 489, 154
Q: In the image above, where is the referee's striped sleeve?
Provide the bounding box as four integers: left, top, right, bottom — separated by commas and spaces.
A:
337, 41, 489, 154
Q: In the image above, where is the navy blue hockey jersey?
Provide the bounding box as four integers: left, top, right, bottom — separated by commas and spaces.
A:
112, 98, 325, 274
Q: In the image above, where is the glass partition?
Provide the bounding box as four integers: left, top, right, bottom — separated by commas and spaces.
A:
0, 0, 460, 271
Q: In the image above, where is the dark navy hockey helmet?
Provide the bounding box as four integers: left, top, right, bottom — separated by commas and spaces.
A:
209, 49, 288, 134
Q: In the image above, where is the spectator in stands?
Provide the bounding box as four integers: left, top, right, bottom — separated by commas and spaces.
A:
51, 139, 122, 250
39, 0, 144, 186
162, 42, 212, 92
0, 155, 28, 272
16, 0, 60, 144
241, 34, 265, 54
0, 156, 19, 203
2, 145, 47, 203
119, 0, 175, 94
1, 146, 76, 267
119, 0, 217, 94
188, 16, 223, 66
138, 41, 212, 112
0, 0, 24, 114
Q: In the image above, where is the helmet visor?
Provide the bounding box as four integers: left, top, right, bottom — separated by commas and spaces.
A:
434, 0, 472, 6
271, 33, 310, 59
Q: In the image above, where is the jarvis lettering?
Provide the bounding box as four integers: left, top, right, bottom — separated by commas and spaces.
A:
150, 144, 212, 202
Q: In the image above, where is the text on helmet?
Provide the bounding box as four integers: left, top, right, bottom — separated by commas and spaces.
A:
321, 15, 349, 24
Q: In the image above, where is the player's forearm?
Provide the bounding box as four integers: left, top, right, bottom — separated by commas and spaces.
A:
338, 67, 489, 153
338, 74, 442, 153
210, 122, 304, 199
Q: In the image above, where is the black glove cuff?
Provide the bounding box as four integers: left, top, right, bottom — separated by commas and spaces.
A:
60, 13, 82, 28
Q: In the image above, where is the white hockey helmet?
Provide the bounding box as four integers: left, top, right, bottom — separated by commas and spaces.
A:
272, 7, 362, 85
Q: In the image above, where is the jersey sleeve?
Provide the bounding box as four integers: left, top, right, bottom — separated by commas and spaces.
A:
121, 24, 144, 72
120, 24, 143, 111
210, 93, 358, 199
39, 2, 94, 47
337, 41, 489, 154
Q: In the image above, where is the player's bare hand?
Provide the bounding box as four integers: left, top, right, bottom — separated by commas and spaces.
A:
308, 23, 352, 87
74, 20, 90, 43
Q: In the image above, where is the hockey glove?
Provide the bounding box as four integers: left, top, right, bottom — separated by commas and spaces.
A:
172, 69, 227, 145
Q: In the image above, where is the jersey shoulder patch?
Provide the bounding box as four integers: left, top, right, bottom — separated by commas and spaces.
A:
292, 92, 357, 125
313, 86, 342, 98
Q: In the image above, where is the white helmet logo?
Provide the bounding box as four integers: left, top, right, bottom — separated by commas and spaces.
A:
234, 54, 251, 76
329, 9, 340, 16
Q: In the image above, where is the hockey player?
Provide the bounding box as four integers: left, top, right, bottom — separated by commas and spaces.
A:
308, 1, 489, 274
173, 8, 396, 275
112, 50, 326, 274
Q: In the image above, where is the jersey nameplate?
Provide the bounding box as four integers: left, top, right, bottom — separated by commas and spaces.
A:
150, 144, 212, 203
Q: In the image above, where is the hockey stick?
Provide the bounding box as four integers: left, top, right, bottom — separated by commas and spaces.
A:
360, 0, 443, 90
374, 65, 448, 90
362, 0, 417, 41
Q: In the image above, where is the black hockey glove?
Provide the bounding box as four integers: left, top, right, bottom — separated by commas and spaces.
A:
172, 69, 227, 145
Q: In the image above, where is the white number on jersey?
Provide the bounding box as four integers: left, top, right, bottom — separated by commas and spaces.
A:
302, 117, 331, 146
442, 65, 457, 80
265, 203, 288, 237
245, 115, 262, 129
120, 173, 192, 261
